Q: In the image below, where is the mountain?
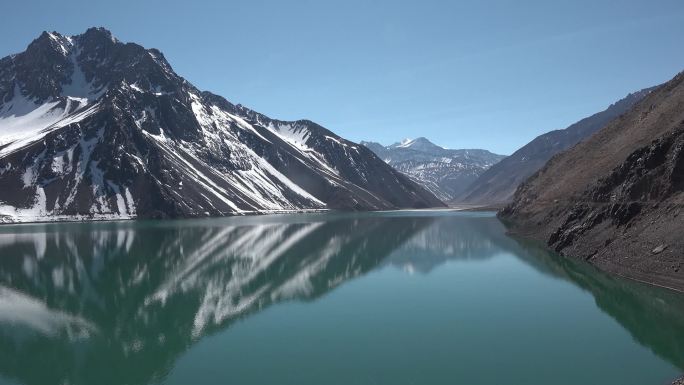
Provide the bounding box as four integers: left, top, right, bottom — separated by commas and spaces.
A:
360, 137, 505, 201
0, 28, 444, 223
500, 71, 684, 291
456, 87, 655, 205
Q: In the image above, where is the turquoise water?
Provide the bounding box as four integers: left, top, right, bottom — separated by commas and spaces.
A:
0, 211, 681, 385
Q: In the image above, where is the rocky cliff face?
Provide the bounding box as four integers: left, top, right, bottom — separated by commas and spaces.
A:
0, 28, 443, 223
457, 88, 655, 205
500, 72, 684, 291
361, 137, 504, 201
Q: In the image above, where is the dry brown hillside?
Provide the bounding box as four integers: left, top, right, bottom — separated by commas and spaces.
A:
501, 71, 684, 292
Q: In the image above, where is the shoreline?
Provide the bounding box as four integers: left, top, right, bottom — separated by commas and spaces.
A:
451, 203, 507, 212
7, 205, 681, 297
0, 206, 470, 226
500, 217, 684, 295
0, 208, 332, 226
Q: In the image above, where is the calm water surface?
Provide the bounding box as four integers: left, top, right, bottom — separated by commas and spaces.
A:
0, 211, 682, 385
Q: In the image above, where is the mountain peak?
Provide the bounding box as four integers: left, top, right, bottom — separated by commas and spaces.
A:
81, 27, 117, 42
364, 137, 505, 201
27, 30, 73, 57
26, 28, 118, 58
413, 137, 438, 146
391, 137, 443, 151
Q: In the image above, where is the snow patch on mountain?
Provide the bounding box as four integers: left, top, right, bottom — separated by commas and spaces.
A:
269, 123, 310, 150
0, 48, 105, 156
61, 51, 107, 101
0, 94, 63, 145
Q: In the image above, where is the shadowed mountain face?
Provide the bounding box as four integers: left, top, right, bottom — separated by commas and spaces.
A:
0, 28, 443, 223
0, 213, 682, 385
501, 71, 684, 291
361, 138, 504, 201
457, 87, 655, 205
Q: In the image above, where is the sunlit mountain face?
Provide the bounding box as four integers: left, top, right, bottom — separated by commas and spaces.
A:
0, 212, 682, 385
0, 28, 443, 224
361, 138, 505, 202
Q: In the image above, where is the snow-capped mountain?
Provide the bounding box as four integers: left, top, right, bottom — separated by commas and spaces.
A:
0, 28, 444, 222
361, 137, 505, 201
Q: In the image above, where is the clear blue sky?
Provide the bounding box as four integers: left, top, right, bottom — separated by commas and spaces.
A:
2, 0, 684, 154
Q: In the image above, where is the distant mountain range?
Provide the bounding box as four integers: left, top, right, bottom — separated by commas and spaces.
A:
501, 71, 684, 291
0, 28, 443, 222
361, 138, 505, 201
455, 87, 656, 205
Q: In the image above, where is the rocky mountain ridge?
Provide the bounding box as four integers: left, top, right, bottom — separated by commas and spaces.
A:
0, 28, 444, 222
361, 137, 504, 201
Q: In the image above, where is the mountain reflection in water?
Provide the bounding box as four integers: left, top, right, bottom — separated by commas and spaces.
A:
0, 212, 681, 385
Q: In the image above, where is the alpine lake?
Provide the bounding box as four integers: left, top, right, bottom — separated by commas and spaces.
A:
0, 210, 682, 385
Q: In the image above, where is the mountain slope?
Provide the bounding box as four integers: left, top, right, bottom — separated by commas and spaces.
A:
0, 28, 443, 222
500, 71, 684, 291
361, 137, 504, 201
456, 88, 655, 205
